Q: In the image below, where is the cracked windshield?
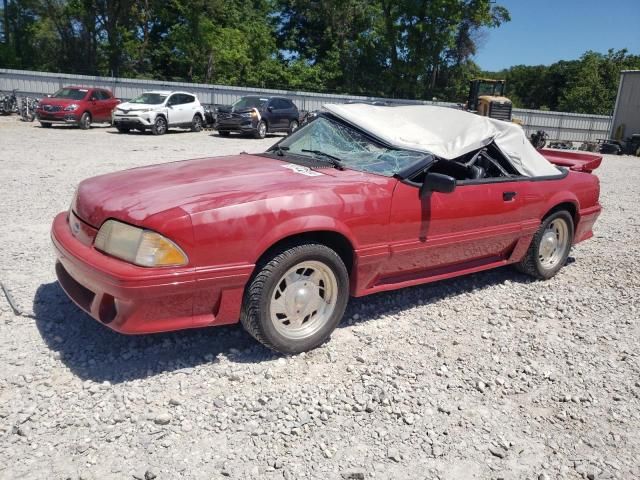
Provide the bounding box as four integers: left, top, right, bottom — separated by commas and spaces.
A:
280, 117, 425, 176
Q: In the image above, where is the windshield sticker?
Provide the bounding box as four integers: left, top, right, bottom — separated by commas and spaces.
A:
281, 163, 323, 177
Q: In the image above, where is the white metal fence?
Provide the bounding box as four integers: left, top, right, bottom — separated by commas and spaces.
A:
1, 68, 612, 142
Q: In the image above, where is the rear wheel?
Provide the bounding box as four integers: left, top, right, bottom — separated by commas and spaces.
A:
152, 116, 167, 135
516, 210, 574, 280
79, 112, 91, 130
254, 120, 267, 139
240, 243, 349, 354
191, 114, 203, 132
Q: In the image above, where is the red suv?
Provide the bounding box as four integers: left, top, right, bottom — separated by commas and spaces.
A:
36, 86, 120, 129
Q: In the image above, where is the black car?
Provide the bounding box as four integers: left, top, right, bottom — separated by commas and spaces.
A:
215, 95, 299, 139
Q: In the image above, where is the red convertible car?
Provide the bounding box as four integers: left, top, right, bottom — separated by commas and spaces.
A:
51, 105, 601, 354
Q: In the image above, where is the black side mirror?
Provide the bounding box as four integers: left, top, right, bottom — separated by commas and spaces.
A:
420, 172, 456, 198
267, 106, 273, 112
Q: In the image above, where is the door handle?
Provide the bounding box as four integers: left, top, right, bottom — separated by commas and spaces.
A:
503, 191, 517, 201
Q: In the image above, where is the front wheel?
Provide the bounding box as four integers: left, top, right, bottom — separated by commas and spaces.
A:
79, 112, 91, 130
254, 120, 267, 139
288, 120, 299, 135
151, 116, 167, 135
516, 210, 574, 280
240, 243, 349, 354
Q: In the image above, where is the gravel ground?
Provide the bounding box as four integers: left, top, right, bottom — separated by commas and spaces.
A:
1, 115, 639, 480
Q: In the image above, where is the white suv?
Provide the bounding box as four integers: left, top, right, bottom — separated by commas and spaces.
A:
112, 91, 205, 135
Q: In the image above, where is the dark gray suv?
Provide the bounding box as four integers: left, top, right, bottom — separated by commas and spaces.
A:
215, 96, 300, 139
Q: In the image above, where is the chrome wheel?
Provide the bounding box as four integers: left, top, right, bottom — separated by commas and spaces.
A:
289, 120, 299, 133
538, 217, 569, 269
258, 121, 266, 138
269, 260, 338, 340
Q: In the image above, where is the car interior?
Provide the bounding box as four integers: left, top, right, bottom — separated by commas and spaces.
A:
412, 142, 521, 184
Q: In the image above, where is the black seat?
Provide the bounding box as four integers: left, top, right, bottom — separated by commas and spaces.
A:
468, 165, 485, 179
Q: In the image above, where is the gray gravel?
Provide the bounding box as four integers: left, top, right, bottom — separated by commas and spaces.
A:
1, 115, 639, 479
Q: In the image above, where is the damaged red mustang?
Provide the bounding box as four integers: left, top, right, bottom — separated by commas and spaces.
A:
51, 104, 602, 354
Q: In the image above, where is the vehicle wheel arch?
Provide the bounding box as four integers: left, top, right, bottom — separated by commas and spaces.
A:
252, 230, 355, 280
542, 200, 579, 228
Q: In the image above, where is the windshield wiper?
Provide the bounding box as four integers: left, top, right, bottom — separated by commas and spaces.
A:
301, 149, 346, 170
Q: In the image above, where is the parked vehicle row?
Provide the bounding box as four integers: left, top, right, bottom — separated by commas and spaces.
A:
10, 84, 304, 138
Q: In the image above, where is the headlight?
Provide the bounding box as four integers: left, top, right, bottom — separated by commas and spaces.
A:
64, 104, 79, 111
94, 220, 188, 267
240, 112, 255, 118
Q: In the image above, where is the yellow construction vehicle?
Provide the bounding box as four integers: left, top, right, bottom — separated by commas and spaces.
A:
467, 78, 513, 122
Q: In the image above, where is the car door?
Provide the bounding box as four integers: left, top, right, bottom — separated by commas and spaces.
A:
383, 173, 530, 278
86, 90, 102, 121
166, 94, 185, 126
182, 94, 197, 122
267, 98, 285, 130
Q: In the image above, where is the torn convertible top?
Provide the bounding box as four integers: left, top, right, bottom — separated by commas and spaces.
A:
322, 104, 560, 177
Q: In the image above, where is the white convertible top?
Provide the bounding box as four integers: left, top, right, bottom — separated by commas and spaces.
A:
323, 103, 560, 177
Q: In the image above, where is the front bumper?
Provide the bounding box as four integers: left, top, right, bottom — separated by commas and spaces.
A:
36, 110, 80, 124
113, 115, 153, 128
51, 212, 253, 334
216, 117, 257, 133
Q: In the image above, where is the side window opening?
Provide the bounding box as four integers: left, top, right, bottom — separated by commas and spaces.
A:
410, 142, 520, 184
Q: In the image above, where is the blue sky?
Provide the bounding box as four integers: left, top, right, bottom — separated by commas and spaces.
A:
474, 0, 640, 71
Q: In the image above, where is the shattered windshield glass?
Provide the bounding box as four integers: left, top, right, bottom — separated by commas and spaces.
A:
277, 116, 426, 176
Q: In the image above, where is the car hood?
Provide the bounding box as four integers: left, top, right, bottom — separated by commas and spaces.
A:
39, 97, 86, 106
116, 102, 160, 111
217, 106, 260, 115
73, 154, 363, 228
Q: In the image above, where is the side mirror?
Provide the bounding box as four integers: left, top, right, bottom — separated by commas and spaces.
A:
420, 172, 456, 198
267, 106, 274, 112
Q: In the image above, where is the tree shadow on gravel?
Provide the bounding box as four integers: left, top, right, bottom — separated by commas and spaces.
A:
33, 259, 573, 383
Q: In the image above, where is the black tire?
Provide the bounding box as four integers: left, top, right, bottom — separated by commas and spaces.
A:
151, 116, 167, 135
288, 119, 299, 135
40, 122, 51, 128
116, 126, 130, 133
79, 112, 91, 130
218, 131, 230, 137
191, 114, 203, 132
240, 243, 349, 354
254, 120, 267, 139
516, 210, 574, 280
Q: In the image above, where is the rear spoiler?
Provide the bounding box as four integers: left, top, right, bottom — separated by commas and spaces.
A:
539, 149, 602, 173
